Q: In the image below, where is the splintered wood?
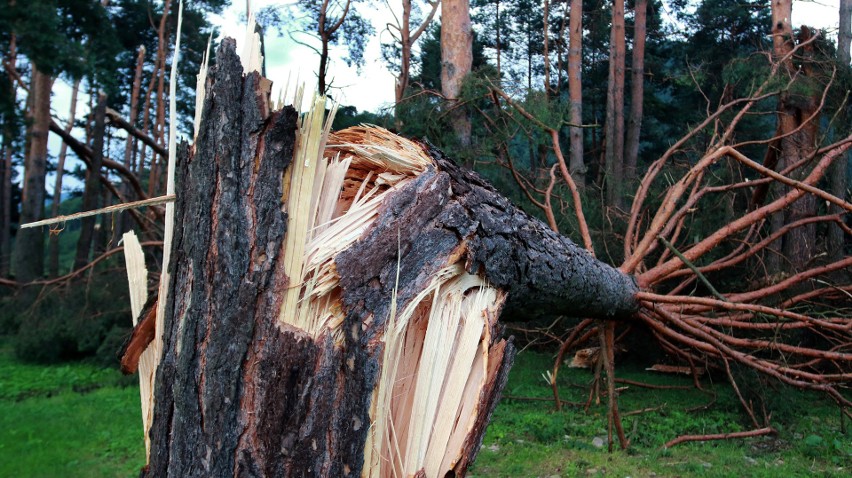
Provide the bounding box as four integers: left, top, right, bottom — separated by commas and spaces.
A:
365, 266, 505, 477
278, 113, 432, 340
278, 113, 507, 476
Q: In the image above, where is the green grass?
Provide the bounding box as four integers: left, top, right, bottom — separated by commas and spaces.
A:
0, 338, 144, 477
470, 351, 851, 477
0, 337, 847, 477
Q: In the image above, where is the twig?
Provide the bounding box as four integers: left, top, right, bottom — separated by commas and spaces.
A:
657, 235, 727, 301
21, 195, 175, 229
663, 427, 776, 448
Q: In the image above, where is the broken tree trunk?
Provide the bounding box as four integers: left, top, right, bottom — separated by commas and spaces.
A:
140, 39, 638, 477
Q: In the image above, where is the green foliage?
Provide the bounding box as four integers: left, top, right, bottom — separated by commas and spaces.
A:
331, 105, 392, 131
4, 267, 133, 365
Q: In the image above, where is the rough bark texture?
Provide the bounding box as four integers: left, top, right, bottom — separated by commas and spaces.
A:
145, 39, 638, 477
11, 67, 52, 282
441, 0, 473, 146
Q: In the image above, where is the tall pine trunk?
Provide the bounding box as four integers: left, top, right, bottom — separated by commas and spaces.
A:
441, 0, 473, 147
604, 0, 626, 209
568, 0, 584, 188
624, 0, 647, 187
11, 67, 52, 282
0, 33, 17, 276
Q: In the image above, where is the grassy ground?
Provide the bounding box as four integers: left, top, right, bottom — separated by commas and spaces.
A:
470, 351, 850, 477
0, 338, 144, 477
0, 337, 847, 477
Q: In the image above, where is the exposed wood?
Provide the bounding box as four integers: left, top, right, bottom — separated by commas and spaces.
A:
20, 195, 174, 229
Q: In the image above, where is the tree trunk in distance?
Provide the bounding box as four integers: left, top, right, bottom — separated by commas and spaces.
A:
11, 68, 53, 282
828, 0, 850, 262
766, 0, 794, 275
624, 0, 646, 187
143, 39, 638, 477
394, 0, 439, 129
782, 26, 820, 273
604, 0, 626, 209
48, 79, 80, 277
441, 0, 473, 146
568, 0, 584, 188
543, 0, 551, 97
0, 33, 17, 276
73, 92, 107, 270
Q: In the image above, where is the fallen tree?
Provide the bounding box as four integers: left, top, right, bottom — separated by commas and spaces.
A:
126, 38, 641, 477
118, 34, 850, 476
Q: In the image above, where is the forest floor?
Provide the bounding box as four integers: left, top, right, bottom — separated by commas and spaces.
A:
0, 336, 848, 477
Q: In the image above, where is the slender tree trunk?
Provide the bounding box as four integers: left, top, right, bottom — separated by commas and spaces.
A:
394, 0, 438, 128
73, 93, 107, 270
127, 46, 146, 174
0, 33, 17, 276
441, 0, 473, 146
829, 0, 851, 261
47, 79, 80, 277
11, 68, 53, 282
624, 0, 646, 187
556, 1, 567, 92
568, 0, 585, 188
543, 0, 551, 97
496, 0, 501, 77
395, 0, 413, 109
604, 0, 626, 208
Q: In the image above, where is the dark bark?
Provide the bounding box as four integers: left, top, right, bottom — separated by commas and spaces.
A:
73, 93, 107, 270
144, 39, 638, 477
1, 33, 17, 276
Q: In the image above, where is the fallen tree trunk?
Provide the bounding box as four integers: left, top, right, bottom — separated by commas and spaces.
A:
140, 39, 638, 477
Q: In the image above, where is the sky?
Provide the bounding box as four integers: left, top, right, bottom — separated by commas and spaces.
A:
43, 0, 848, 194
